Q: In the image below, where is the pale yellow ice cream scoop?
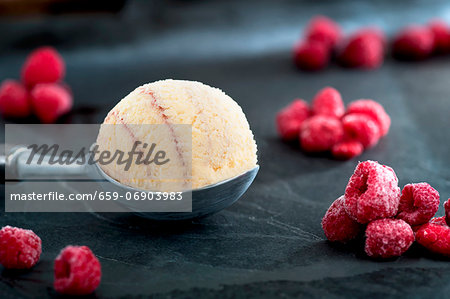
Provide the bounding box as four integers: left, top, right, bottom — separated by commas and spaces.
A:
96, 79, 258, 191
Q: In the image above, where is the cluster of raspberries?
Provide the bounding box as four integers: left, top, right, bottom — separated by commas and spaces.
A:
0, 226, 101, 295
322, 160, 450, 258
276, 87, 390, 160
0, 47, 72, 123
293, 15, 450, 71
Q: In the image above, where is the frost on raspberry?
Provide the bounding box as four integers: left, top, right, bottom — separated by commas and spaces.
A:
276, 99, 310, 140
342, 113, 380, 149
344, 160, 400, 224
396, 183, 440, 226
346, 99, 391, 137
416, 220, 450, 257
54, 245, 102, 295
322, 196, 361, 242
311, 87, 345, 118
0, 226, 42, 269
300, 115, 343, 152
365, 219, 414, 258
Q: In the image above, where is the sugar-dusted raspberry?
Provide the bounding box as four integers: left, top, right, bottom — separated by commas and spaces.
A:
21, 47, 65, 87
322, 196, 361, 242
365, 219, 414, 258
338, 29, 384, 69
444, 199, 450, 226
331, 140, 364, 160
429, 20, 450, 54
0, 226, 42, 269
342, 113, 380, 149
416, 220, 450, 257
293, 40, 330, 71
305, 15, 342, 49
54, 245, 102, 295
0, 80, 31, 118
300, 115, 343, 152
311, 87, 345, 118
344, 160, 400, 224
346, 99, 391, 137
392, 26, 434, 60
30, 83, 73, 123
396, 183, 440, 226
276, 99, 310, 140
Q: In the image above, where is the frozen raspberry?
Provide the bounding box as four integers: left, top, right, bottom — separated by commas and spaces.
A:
396, 183, 440, 226
30, 83, 73, 123
0, 226, 42, 269
0, 80, 31, 118
342, 113, 380, 149
344, 160, 400, 224
346, 99, 391, 137
21, 47, 65, 87
331, 140, 364, 160
338, 29, 384, 69
365, 219, 414, 258
293, 40, 330, 71
444, 199, 450, 226
54, 245, 101, 295
305, 15, 342, 49
430, 20, 450, 54
300, 115, 343, 152
416, 220, 450, 257
311, 87, 344, 118
322, 196, 361, 242
276, 99, 310, 140
392, 26, 434, 60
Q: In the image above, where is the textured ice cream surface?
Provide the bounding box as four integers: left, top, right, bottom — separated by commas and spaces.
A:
96, 79, 258, 190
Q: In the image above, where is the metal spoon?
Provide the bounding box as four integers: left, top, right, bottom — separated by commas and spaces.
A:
1, 144, 259, 220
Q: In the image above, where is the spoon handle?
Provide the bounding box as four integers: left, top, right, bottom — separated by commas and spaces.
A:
1, 144, 89, 182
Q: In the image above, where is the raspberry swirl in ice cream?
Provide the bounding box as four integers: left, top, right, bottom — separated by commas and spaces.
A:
96, 79, 258, 191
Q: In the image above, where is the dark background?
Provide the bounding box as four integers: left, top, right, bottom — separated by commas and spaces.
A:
1, 0, 450, 297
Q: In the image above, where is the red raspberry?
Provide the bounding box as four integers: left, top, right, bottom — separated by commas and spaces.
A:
416, 220, 450, 257
276, 99, 310, 140
305, 15, 342, 49
396, 183, 440, 226
293, 40, 330, 71
338, 29, 384, 69
322, 196, 361, 242
444, 199, 450, 226
331, 140, 363, 160
365, 219, 414, 258
429, 20, 450, 54
21, 47, 65, 87
344, 160, 400, 224
0, 226, 42, 269
54, 245, 101, 295
30, 83, 73, 123
311, 87, 344, 118
300, 115, 343, 152
346, 99, 391, 137
430, 216, 447, 226
342, 113, 380, 149
392, 26, 434, 60
0, 80, 31, 118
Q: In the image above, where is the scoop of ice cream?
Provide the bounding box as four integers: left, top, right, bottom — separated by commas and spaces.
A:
96, 79, 257, 190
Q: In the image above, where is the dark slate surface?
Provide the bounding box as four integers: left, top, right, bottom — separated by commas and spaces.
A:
1, 0, 450, 297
